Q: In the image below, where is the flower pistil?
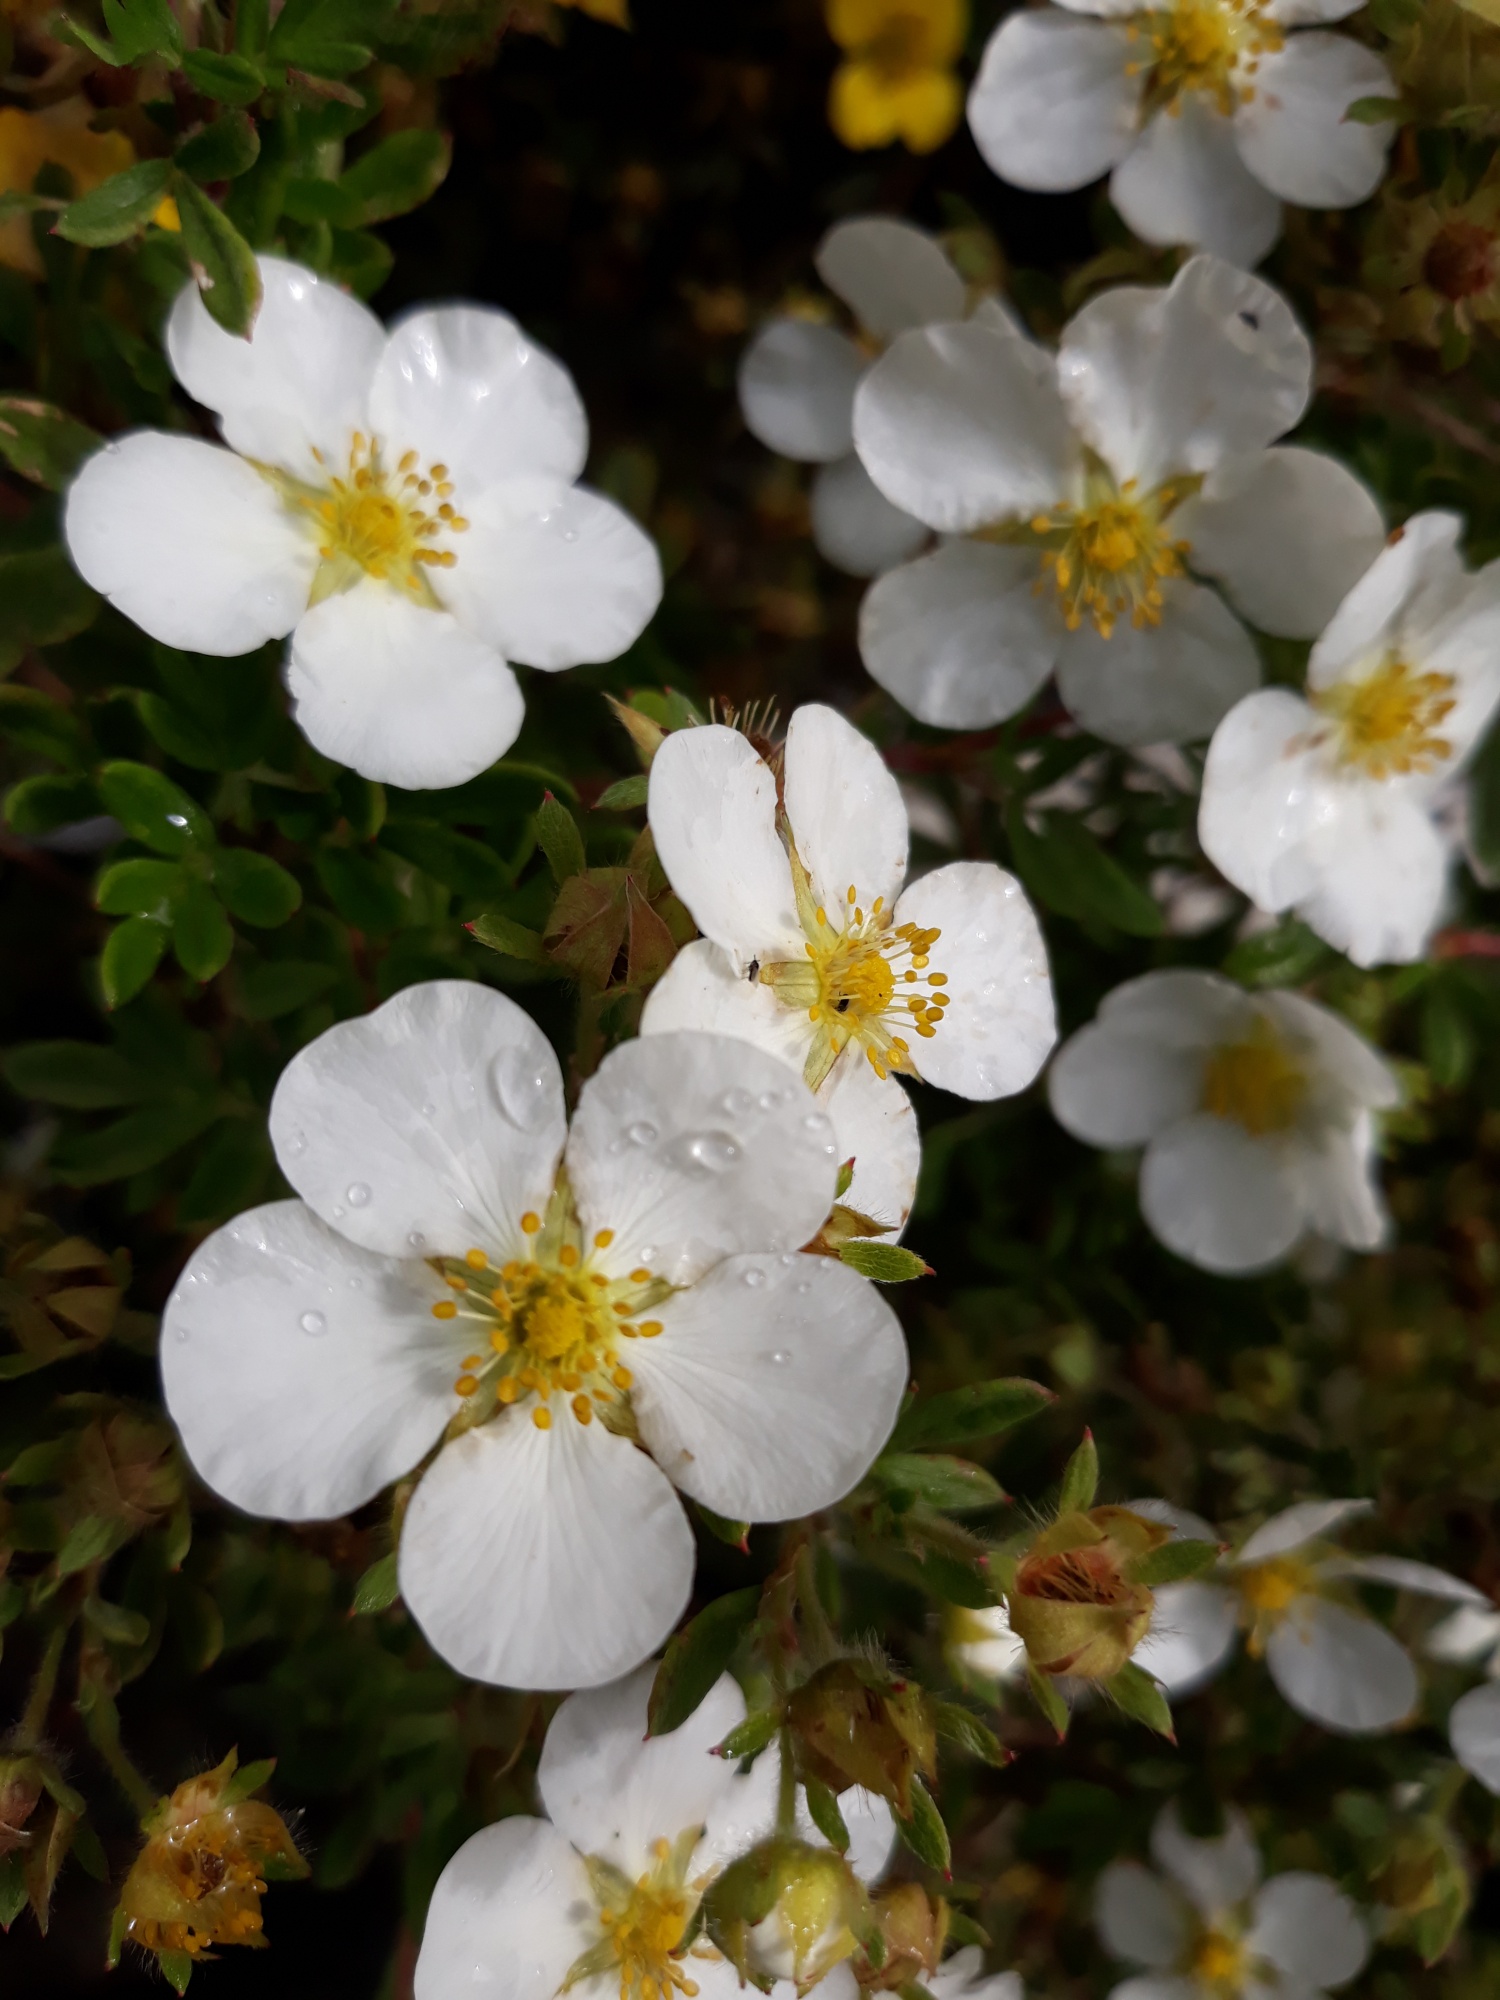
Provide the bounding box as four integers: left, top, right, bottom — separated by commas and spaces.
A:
565, 1831, 707, 2000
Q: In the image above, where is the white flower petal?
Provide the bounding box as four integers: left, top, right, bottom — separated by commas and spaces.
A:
647, 725, 804, 964
929, 1947, 1023, 2000
1419, 559, 1500, 760
64, 433, 315, 655
1197, 687, 1330, 914
1057, 580, 1261, 746
892, 862, 1057, 1098
1140, 1114, 1302, 1272
820, 1056, 921, 1236
1057, 255, 1310, 491
1308, 512, 1465, 688
642, 938, 810, 1061
1099, 967, 1252, 1040
1450, 1682, 1500, 1794
738, 318, 863, 462
1236, 1500, 1373, 1564
1294, 783, 1451, 968
1426, 1603, 1500, 1664
967, 12, 1141, 192
1264, 1596, 1418, 1732
437, 482, 661, 670
1106, 1983, 1198, 2000
1094, 1861, 1190, 1970
629, 1252, 907, 1521
784, 704, 908, 920
368, 304, 588, 496
1266, 0, 1365, 19
1287, 1120, 1389, 1252
160, 1202, 454, 1521
1151, 1804, 1261, 1920
167, 256, 385, 479
1134, 1581, 1241, 1696
267, 979, 566, 1260
854, 322, 1079, 533
1178, 447, 1385, 639
1323, 1555, 1488, 1603
566, 1032, 839, 1285
1246, 1872, 1369, 1988
399, 1410, 694, 1690
1233, 34, 1395, 208
840, 1788, 899, 1885
1110, 99, 1283, 267
537, 1664, 752, 1876
413, 1817, 591, 2000
1127, 1498, 1223, 1543
1048, 1021, 1205, 1149
287, 580, 524, 789
815, 216, 967, 339
811, 454, 931, 578
858, 541, 1060, 728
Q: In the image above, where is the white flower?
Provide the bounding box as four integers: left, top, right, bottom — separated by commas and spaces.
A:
642, 703, 1056, 1229
412, 1663, 894, 2000
739, 216, 1017, 578
947, 1602, 1028, 1688
64, 257, 662, 791
967, 0, 1395, 269
1047, 969, 1400, 1274
1426, 1600, 1500, 1674
1450, 1682, 1500, 1796
1095, 1803, 1369, 2000
927, 1947, 1023, 2000
1200, 512, 1500, 967
851, 254, 1384, 747
1131, 1497, 1489, 1733
160, 982, 908, 1692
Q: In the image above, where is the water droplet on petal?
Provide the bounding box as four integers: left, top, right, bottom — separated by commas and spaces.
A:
286, 1128, 308, 1157
769, 1349, 792, 1366
491, 1047, 556, 1131
742, 1267, 766, 1288
670, 1130, 741, 1175
638, 1245, 656, 1261
408, 1230, 427, 1251
801, 1112, 833, 1143
347, 1183, 371, 1208
300, 1311, 327, 1336
795, 1282, 811, 1296
562, 528, 579, 544
758, 1091, 782, 1112
174, 1325, 192, 1343
719, 1088, 755, 1117
422, 1101, 438, 1118
626, 1121, 659, 1147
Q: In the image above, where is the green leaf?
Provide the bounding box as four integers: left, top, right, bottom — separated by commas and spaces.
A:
1221, 917, 1333, 988
1006, 801, 1161, 937
352, 1552, 400, 1614
715, 1708, 780, 1764
536, 792, 586, 883
315, 846, 404, 932
0, 1853, 27, 1930
101, 917, 169, 1009
55, 159, 173, 246
224, 1758, 277, 1804
0, 546, 100, 654
267, 0, 384, 73
647, 1587, 760, 1736
802, 1777, 849, 1852
888, 1378, 1052, 1453
895, 1776, 950, 1875
173, 176, 263, 337
52, 1096, 218, 1183
1109, 1661, 1175, 1738
55, 1513, 117, 1576
1422, 984, 1476, 1092
380, 821, 510, 899
172, 883, 235, 982
873, 1453, 1005, 1512
595, 774, 649, 811
1057, 1431, 1099, 1513
1345, 94, 1408, 123
1126, 1538, 1222, 1589
0, 397, 103, 489
3, 1041, 148, 1109
5, 774, 101, 835
837, 1241, 931, 1283
98, 762, 212, 856
467, 911, 550, 962
337, 129, 452, 225
96, 858, 183, 920
85, 1596, 152, 1647
180, 48, 267, 103
176, 1118, 271, 1224
931, 1700, 1009, 1767
212, 849, 301, 927
1026, 1664, 1070, 1739
694, 1501, 750, 1550
176, 110, 262, 184
236, 958, 337, 1020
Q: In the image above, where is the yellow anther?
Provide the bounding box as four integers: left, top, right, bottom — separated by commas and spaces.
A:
639, 1321, 663, 1338
533, 1407, 553, 1430
455, 1374, 478, 1396
461, 1354, 483, 1369
445, 1273, 468, 1291
430, 463, 449, 480
498, 1377, 522, 1404
594, 1229, 615, 1248
465, 1248, 489, 1270
847, 885, 857, 902
432, 1300, 457, 1320
490, 1328, 511, 1354
521, 1212, 541, 1234
630, 1268, 652, 1284
613, 1367, 633, 1389
559, 1243, 579, 1268
572, 1395, 594, 1425
928, 973, 947, 986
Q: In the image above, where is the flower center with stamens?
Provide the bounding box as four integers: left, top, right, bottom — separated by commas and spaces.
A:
430, 1212, 671, 1434
1129, 0, 1284, 116
1191, 1927, 1249, 1994
288, 431, 470, 602
1313, 654, 1458, 780
759, 851, 947, 1089
565, 1834, 706, 2000
1237, 1551, 1318, 1657
1201, 1020, 1305, 1138
1024, 471, 1195, 639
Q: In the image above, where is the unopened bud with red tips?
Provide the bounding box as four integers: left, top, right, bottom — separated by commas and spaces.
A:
787, 1659, 936, 1816
109, 1750, 307, 1971
702, 1835, 874, 1993
1005, 1504, 1171, 1682
856, 1882, 949, 1991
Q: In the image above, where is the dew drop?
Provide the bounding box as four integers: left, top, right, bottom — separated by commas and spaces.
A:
408, 1230, 427, 1251
491, 1048, 556, 1131
299, 1311, 327, 1336
638, 1245, 657, 1262
626, 1121, 659, 1147
562, 528, 580, 544
719, 1088, 755, 1117
670, 1129, 741, 1175
174, 1325, 192, 1344
769, 1349, 793, 1367
422, 1100, 438, 1118
781, 1252, 797, 1266
795, 1282, 811, 1296
332, 1206, 346, 1220
166, 813, 189, 828
286, 1128, 308, 1158
802, 1112, 833, 1140
347, 1182, 372, 1208
742, 1266, 766, 1288
757, 1090, 782, 1112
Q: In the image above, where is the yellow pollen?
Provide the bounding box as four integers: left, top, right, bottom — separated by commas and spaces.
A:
455, 1374, 478, 1397
630, 1268, 652, 1284
638, 1321, 663, 1337
613, 1367, 633, 1389
490, 1329, 511, 1354
572, 1395, 594, 1425
294, 432, 466, 594
1239, 1556, 1307, 1617
1192, 1930, 1248, 1991
465, 1248, 489, 1270
1131, 0, 1285, 117
1019, 469, 1194, 638
498, 1377, 523, 1404
559, 1244, 579, 1268
445, 1273, 468, 1290
1314, 653, 1458, 780
1201, 1019, 1306, 1137
522, 1212, 541, 1234
432, 1300, 457, 1320
533, 1407, 553, 1430
594, 1230, 615, 1248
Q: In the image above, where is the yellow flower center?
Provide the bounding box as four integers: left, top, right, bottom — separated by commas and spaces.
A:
1191, 1927, 1249, 1993
760, 850, 947, 1089
566, 1835, 706, 2000
1237, 1551, 1319, 1657
1313, 653, 1458, 781
1024, 471, 1195, 638
285, 431, 470, 603
1128, 0, 1285, 117
1200, 1020, 1306, 1137
429, 1215, 670, 1433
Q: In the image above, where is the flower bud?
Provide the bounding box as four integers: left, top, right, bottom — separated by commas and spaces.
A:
787, 1659, 936, 1815
702, 1835, 872, 1992
857, 1882, 948, 1992
1006, 1505, 1170, 1681
112, 1751, 306, 1966
0, 1755, 43, 1859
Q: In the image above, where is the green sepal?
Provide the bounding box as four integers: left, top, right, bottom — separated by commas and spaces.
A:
895, 1775, 951, 1875
1109, 1661, 1175, 1739
1057, 1432, 1099, 1514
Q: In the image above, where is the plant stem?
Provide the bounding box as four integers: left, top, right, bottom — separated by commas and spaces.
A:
16, 1622, 67, 1748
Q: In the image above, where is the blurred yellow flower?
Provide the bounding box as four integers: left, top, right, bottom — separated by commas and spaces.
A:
0, 102, 135, 277
555, 0, 631, 24
826, 0, 967, 154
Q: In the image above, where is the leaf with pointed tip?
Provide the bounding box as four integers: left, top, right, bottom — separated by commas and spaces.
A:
1057, 1433, 1099, 1514
351, 1553, 399, 1614
648, 1588, 760, 1737
802, 1777, 849, 1852
889, 1379, 1052, 1453
895, 1776, 950, 1875
1026, 1664, 1070, 1739
1126, 1539, 1222, 1589
1109, 1661, 1175, 1738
